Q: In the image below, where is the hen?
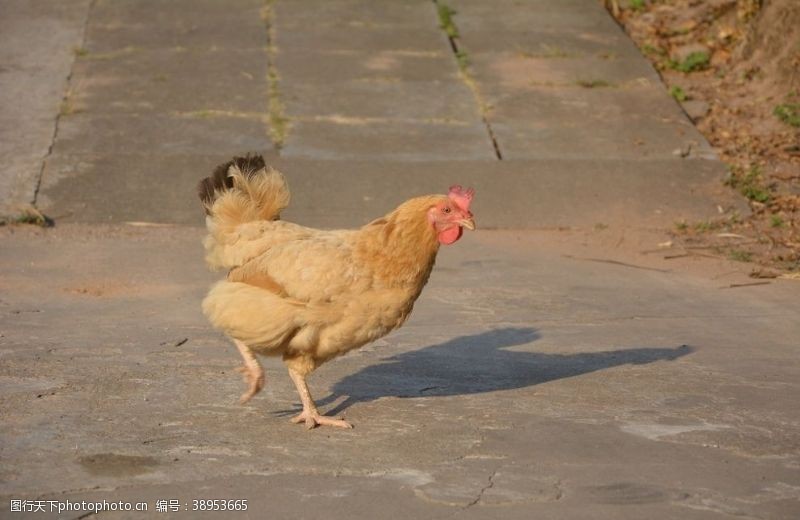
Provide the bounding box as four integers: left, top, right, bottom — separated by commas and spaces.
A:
198, 155, 475, 429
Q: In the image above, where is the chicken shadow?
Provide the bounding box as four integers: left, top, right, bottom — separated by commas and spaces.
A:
315, 327, 692, 417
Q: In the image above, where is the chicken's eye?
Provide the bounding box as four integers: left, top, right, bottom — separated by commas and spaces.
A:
443, 207, 451, 214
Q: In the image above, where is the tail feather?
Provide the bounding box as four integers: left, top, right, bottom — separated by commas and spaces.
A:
199, 154, 290, 269
198, 154, 269, 214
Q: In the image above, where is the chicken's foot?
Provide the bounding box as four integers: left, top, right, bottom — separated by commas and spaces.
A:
287, 367, 352, 429
234, 339, 264, 404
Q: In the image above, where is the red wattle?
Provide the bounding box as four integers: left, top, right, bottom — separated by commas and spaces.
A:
438, 226, 463, 245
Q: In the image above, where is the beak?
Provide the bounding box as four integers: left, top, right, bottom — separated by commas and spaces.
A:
458, 217, 476, 230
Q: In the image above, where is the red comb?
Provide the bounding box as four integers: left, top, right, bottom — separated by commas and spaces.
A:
448, 185, 474, 212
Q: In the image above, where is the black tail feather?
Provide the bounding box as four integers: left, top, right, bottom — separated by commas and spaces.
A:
197, 154, 267, 213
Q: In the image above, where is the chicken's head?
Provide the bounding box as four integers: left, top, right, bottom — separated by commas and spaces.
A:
428, 185, 476, 245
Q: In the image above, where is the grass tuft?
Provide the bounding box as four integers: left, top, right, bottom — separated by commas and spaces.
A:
1, 207, 54, 227
773, 103, 800, 127
669, 85, 687, 102
629, 0, 645, 11
437, 3, 459, 39
693, 220, 719, 232
262, 2, 289, 150
673, 51, 710, 73
725, 165, 771, 204
770, 215, 784, 228
728, 250, 753, 262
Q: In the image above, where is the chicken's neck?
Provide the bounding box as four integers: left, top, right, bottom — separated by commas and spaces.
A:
356, 209, 440, 290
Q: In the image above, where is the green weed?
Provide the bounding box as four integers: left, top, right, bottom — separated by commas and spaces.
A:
642, 44, 665, 56
669, 85, 687, 102
262, 1, 289, 150
725, 165, 771, 203
770, 215, 784, 228
673, 51, 710, 73
693, 220, 718, 232
437, 3, 459, 39
629, 0, 645, 11
774, 103, 800, 127
728, 250, 753, 262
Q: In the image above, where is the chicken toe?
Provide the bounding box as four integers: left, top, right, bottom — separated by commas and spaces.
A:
290, 410, 353, 429
286, 364, 353, 429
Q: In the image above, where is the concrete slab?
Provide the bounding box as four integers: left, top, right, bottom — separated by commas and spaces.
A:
283, 81, 481, 122
269, 158, 738, 229
468, 50, 662, 89
273, 0, 488, 161
0, 0, 90, 216
49, 113, 270, 156
274, 48, 456, 85
69, 48, 269, 115
444, 0, 716, 162
3, 0, 792, 518
0, 225, 797, 519
86, 0, 265, 52
275, 0, 438, 31
38, 156, 738, 229
0, 117, 58, 219
276, 24, 447, 54
449, 0, 623, 34
37, 153, 276, 224
486, 85, 713, 160
490, 88, 701, 159
280, 120, 495, 161
455, 27, 640, 58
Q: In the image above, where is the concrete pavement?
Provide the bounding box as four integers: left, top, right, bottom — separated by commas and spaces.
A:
1, 225, 798, 519
1, 0, 798, 519
0, 0, 90, 217
0, 0, 741, 227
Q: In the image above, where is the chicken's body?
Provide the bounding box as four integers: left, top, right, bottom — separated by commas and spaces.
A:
198, 155, 474, 429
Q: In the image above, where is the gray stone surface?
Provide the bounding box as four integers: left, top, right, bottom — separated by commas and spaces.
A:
2, 2, 795, 517
51, 114, 269, 156
0, 0, 91, 217
275, 48, 455, 84
37, 153, 264, 224
38, 157, 739, 229
280, 121, 495, 161
1, 225, 798, 519
272, 0, 490, 162
69, 48, 269, 115
449, 0, 714, 161
86, 0, 266, 51
0, 0, 737, 228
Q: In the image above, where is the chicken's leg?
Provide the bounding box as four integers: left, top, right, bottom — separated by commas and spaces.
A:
233, 339, 264, 404
287, 366, 352, 429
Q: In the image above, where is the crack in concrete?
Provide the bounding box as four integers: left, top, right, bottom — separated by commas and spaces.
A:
431, 0, 502, 160
261, 0, 289, 152
32, 0, 97, 210
70, 511, 98, 520
464, 467, 497, 508
428, 466, 501, 520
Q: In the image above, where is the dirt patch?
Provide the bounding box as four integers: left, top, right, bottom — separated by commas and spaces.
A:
63, 281, 136, 297
78, 453, 159, 477
606, 0, 800, 272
